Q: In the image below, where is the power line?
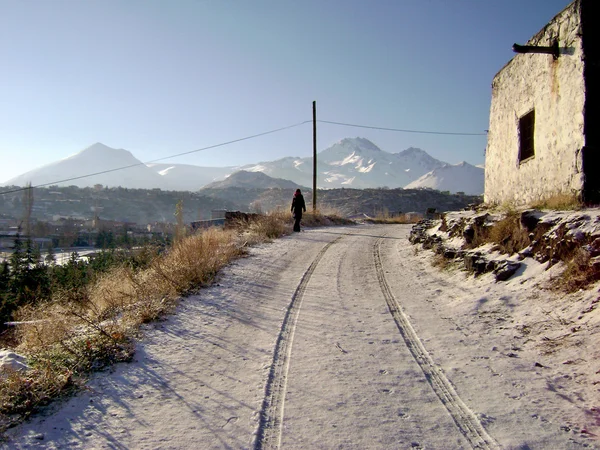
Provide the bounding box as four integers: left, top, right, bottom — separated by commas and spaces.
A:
0, 121, 312, 196
318, 119, 487, 136
146, 120, 312, 164
1, 117, 487, 196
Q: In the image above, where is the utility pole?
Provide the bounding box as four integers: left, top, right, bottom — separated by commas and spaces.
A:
312, 101, 317, 211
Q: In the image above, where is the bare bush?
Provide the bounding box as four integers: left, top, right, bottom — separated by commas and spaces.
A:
0, 211, 347, 430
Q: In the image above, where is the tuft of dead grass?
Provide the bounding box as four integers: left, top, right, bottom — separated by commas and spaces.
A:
243, 209, 291, 242
431, 254, 453, 271
530, 193, 583, 211
554, 248, 600, 292
463, 211, 530, 255
368, 212, 423, 224
486, 212, 530, 255
303, 208, 354, 227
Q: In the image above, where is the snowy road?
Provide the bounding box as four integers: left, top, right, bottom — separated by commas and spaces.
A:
5, 225, 596, 449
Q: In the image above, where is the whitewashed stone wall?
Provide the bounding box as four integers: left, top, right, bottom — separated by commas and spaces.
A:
484, 1, 586, 205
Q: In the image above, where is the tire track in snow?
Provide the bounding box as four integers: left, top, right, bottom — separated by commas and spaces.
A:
374, 237, 499, 450
254, 237, 341, 450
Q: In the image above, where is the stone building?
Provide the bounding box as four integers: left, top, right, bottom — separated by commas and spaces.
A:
484, 0, 598, 205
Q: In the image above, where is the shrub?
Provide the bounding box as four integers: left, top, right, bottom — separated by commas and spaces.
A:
0, 211, 346, 432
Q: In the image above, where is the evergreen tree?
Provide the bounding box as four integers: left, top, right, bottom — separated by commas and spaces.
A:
32, 243, 42, 267
0, 261, 10, 292
24, 238, 37, 268
96, 230, 115, 249
52, 251, 89, 295
3, 236, 52, 315
45, 244, 57, 265
9, 234, 26, 279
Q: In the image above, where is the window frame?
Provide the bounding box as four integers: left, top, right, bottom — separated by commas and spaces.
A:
518, 109, 535, 163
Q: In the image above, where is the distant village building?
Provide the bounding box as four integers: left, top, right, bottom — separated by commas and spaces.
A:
484, 0, 598, 205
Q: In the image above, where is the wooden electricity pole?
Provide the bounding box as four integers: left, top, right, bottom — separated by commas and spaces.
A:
312, 101, 317, 211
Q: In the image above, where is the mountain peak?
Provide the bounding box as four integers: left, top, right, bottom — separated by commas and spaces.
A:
396, 147, 427, 156
336, 137, 381, 152
82, 142, 116, 152
67, 142, 134, 161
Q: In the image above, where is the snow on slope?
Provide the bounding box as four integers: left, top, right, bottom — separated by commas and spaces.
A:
404, 161, 484, 195
4, 143, 169, 190
316, 138, 446, 188
240, 157, 313, 188
147, 163, 234, 191
2, 139, 482, 194
239, 138, 448, 189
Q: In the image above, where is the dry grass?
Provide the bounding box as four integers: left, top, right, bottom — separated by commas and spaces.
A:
486, 212, 530, 255
431, 253, 453, 271
368, 212, 423, 224
530, 193, 583, 211
459, 206, 598, 292
554, 248, 600, 292
242, 209, 291, 243
0, 211, 353, 430
0, 216, 304, 432
302, 207, 354, 227
463, 211, 530, 255
0, 364, 74, 430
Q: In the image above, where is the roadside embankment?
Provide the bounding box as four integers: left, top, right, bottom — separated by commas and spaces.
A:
409, 208, 600, 289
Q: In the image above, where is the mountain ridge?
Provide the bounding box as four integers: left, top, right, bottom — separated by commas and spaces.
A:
405, 161, 484, 195
3, 139, 484, 194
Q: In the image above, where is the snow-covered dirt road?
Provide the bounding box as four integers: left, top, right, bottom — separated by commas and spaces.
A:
5, 225, 597, 449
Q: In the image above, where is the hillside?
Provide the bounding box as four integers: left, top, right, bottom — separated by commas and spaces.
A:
0, 186, 239, 225
0, 185, 481, 226
200, 187, 481, 217
202, 170, 303, 190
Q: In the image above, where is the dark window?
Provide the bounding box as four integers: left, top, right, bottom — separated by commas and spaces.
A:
519, 110, 535, 162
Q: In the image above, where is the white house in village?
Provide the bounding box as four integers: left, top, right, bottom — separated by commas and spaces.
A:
484, 0, 598, 205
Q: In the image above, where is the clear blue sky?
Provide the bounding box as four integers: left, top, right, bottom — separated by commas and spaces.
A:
0, 0, 571, 183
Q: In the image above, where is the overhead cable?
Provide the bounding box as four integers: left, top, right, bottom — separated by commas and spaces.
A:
318, 119, 487, 136
1, 118, 487, 196
0, 120, 312, 195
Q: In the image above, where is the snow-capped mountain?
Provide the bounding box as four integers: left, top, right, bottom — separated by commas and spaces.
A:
3, 143, 235, 191
240, 138, 447, 190
4, 143, 168, 190
2, 139, 484, 194
404, 161, 484, 195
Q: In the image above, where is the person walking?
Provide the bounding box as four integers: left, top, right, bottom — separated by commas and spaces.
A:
291, 189, 306, 232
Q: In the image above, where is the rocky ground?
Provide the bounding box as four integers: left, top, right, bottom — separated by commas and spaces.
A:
409, 207, 600, 286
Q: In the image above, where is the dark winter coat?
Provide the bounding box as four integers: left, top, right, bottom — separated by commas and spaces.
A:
291, 194, 306, 217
